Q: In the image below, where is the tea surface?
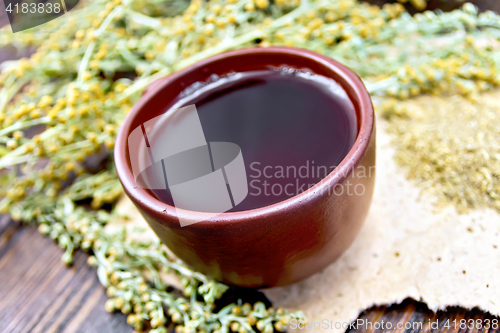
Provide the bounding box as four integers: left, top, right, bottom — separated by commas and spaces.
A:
150, 70, 357, 211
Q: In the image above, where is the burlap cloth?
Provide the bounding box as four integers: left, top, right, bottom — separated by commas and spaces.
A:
115, 95, 500, 332
265, 119, 500, 332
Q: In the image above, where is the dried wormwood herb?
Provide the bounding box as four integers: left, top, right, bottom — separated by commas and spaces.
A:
379, 92, 500, 213
1, 0, 500, 331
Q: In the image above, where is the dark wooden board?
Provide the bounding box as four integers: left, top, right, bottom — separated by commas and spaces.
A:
363, 0, 500, 14
0, 218, 133, 333
351, 301, 500, 333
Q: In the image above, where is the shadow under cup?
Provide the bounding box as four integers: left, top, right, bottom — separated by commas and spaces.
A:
115, 47, 376, 288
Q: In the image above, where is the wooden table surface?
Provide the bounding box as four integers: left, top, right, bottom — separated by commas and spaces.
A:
0, 217, 133, 333
1, 1, 500, 332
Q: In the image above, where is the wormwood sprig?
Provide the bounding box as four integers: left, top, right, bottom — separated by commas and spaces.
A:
24, 170, 306, 333
2, 0, 500, 331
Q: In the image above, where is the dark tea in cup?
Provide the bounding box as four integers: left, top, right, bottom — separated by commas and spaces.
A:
115, 47, 375, 287
139, 68, 357, 212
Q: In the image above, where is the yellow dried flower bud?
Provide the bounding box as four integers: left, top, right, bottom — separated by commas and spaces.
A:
211, 4, 221, 14
13, 131, 23, 140
244, 2, 255, 11
30, 109, 42, 119
75, 29, 85, 40
206, 14, 215, 24
263, 17, 273, 26
307, 18, 323, 30
204, 26, 214, 37
255, 0, 269, 9
7, 140, 17, 150
227, 14, 237, 24
82, 72, 92, 81
25, 143, 35, 153
145, 50, 155, 60
90, 60, 100, 71
87, 255, 97, 266
187, 2, 199, 13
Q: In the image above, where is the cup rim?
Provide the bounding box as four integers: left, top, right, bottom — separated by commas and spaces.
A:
114, 46, 374, 227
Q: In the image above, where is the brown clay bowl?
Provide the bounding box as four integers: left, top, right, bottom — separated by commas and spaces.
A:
114, 46, 376, 288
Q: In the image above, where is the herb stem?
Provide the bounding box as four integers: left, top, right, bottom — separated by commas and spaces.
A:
77, 5, 125, 85
0, 116, 51, 137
